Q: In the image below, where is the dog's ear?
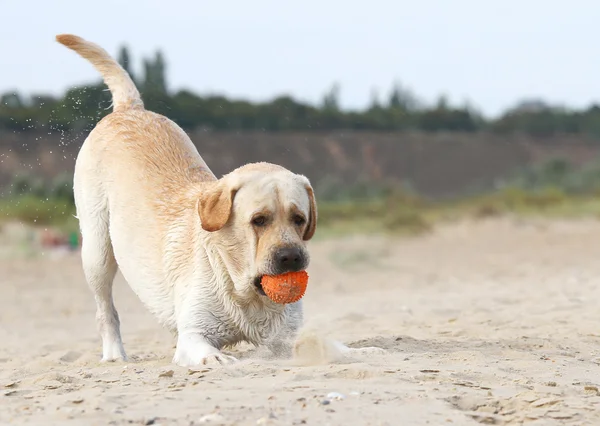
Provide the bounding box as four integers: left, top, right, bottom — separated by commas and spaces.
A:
303, 184, 317, 241
198, 181, 238, 232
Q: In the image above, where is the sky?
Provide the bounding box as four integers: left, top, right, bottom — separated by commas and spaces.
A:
1, 0, 598, 118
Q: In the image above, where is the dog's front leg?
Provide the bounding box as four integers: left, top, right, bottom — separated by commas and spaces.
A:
172, 290, 237, 367
266, 300, 303, 358
173, 330, 237, 367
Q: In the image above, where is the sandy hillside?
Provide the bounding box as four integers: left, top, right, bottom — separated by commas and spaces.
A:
1, 217, 600, 425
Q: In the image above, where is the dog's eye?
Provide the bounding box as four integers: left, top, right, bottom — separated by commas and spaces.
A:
293, 215, 306, 226
252, 216, 267, 227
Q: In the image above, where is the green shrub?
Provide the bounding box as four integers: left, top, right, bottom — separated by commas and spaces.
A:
0, 195, 76, 226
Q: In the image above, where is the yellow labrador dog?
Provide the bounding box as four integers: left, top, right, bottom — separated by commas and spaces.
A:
56, 34, 318, 366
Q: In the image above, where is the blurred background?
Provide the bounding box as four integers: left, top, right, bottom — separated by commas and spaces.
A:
1, 0, 600, 250
4, 3, 600, 424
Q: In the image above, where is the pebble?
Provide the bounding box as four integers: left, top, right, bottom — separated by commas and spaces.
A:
189, 368, 211, 375
256, 413, 277, 425
158, 370, 174, 378
59, 351, 81, 363
197, 413, 227, 424
326, 392, 346, 401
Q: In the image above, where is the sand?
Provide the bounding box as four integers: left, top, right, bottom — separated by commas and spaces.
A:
1, 217, 600, 425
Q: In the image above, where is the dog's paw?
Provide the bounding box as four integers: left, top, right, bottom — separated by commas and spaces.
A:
199, 353, 238, 366
173, 350, 237, 367
100, 341, 128, 363
100, 355, 129, 363
173, 334, 237, 367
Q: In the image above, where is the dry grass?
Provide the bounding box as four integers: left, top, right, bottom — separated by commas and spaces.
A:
2, 185, 600, 240
316, 186, 600, 237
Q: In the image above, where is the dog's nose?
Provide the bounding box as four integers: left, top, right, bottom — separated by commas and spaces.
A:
275, 247, 304, 273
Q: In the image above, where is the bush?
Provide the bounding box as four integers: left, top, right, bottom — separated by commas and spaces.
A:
0, 195, 76, 225
316, 187, 431, 234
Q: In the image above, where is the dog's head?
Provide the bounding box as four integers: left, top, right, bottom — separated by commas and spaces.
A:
197, 162, 317, 299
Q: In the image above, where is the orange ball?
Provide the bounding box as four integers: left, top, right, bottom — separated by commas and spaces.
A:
261, 270, 309, 304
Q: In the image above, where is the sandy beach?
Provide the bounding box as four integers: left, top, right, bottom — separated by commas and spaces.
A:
1, 217, 600, 425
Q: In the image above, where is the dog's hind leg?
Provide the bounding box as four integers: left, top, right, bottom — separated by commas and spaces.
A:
78, 199, 127, 362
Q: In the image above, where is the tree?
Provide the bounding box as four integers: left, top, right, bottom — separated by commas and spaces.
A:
369, 87, 381, 111
388, 81, 419, 111
1, 92, 24, 108
153, 51, 168, 95
435, 94, 449, 111
142, 50, 168, 96
140, 50, 170, 115
117, 45, 136, 83
322, 83, 340, 112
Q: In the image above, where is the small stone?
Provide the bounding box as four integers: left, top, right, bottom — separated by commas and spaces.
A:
144, 417, 157, 425
4, 382, 17, 388
326, 392, 345, 400
546, 381, 557, 387
71, 398, 84, 404
198, 413, 226, 424
584, 386, 600, 396
4, 390, 17, 396
453, 380, 476, 388
158, 370, 174, 378
320, 399, 330, 405
256, 413, 277, 425
59, 351, 81, 363
464, 411, 504, 423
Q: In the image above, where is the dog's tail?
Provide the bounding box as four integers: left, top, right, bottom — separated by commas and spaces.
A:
55, 34, 143, 111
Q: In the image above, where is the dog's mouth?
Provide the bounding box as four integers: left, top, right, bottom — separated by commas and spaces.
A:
253, 276, 266, 296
